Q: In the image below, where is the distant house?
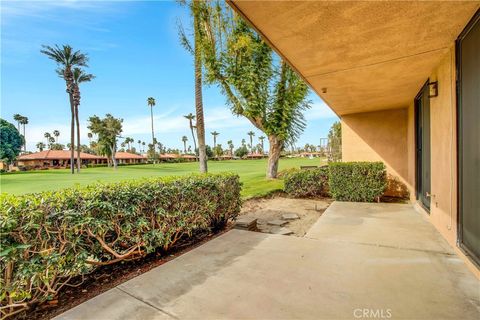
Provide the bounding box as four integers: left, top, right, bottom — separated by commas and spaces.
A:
299, 152, 323, 158
16, 150, 105, 169
115, 152, 147, 164
218, 154, 233, 160
158, 153, 197, 162
244, 153, 267, 160
15, 150, 146, 170
182, 154, 197, 162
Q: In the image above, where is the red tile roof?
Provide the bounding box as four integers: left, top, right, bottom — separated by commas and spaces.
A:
159, 153, 181, 159
17, 150, 145, 161
17, 150, 102, 160
115, 152, 146, 159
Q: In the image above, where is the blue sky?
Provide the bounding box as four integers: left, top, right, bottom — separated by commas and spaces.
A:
1, 0, 338, 152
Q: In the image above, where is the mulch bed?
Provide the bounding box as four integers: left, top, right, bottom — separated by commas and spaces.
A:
15, 224, 233, 320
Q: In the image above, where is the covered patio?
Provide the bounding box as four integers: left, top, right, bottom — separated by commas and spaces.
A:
56, 202, 479, 319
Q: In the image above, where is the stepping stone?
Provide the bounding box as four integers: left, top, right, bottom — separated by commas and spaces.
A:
267, 219, 288, 226
282, 213, 300, 220
270, 227, 294, 236
235, 217, 258, 231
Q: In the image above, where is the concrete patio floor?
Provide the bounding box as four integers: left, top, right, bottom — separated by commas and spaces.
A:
57, 202, 479, 320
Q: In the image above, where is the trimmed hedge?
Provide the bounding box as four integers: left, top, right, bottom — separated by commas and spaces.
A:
283, 166, 329, 198
329, 162, 386, 202
283, 162, 386, 202
0, 173, 241, 318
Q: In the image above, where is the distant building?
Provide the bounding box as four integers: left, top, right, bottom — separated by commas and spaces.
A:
299, 152, 323, 158
115, 152, 147, 164
158, 153, 197, 162
15, 150, 146, 170
244, 153, 267, 159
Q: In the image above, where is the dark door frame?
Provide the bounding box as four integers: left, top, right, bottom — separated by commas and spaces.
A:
456, 9, 480, 266
414, 80, 431, 213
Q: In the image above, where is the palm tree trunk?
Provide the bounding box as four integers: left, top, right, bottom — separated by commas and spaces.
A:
190, 123, 197, 153
194, 10, 207, 173
69, 93, 75, 174
150, 106, 155, 145
23, 125, 26, 152
266, 135, 283, 179
75, 104, 81, 173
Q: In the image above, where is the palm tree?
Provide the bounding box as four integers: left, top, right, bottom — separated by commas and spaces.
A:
157, 141, 163, 155
227, 140, 234, 156
19, 116, 28, 151
13, 114, 23, 131
48, 136, 55, 149
182, 136, 188, 153
247, 131, 255, 153
183, 113, 197, 153
147, 97, 156, 145
137, 139, 141, 152
211, 131, 219, 151
36, 142, 46, 152
178, 0, 207, 172
241, 139, 246, 147
125, 137, 134, 151
87, 132, 93, 145
69, 67, 94, 172
53, 130, 60, 142
44, 132, 51, 145
142, 141, 146, 153
259, 136, 265, 154
41, 44, 89, 174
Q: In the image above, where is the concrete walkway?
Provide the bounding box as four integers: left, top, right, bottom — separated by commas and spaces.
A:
57, 202, 479, 320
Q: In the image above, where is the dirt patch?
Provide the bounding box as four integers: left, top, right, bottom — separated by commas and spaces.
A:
240, 196, 333, 236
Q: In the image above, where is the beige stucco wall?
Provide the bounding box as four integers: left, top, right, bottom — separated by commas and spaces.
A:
423, 48, 457, 245
342, 46, 478, 276
341, 108, 410, 197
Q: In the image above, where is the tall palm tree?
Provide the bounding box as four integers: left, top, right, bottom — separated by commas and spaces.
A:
13, 114, 23, 131
182, 136, 188, 153
142, 141, 146, 153
227, 140, 234, 156
36, 142, 46, 152
147, 97, 156, 145
178, 0, 207, 172
69, 67, 94, 172
258, 136, 265, 154
137, 139, 141, 152
44, 132, 51, 145
53, 130, 60, 142
48, 136, 55, 149
157, 141, 163, 155
41, 44, 88, 174
247, 131, 255, 153
183, 113, 197, 153
19, 116, 28, 151
211, 131, 219, 150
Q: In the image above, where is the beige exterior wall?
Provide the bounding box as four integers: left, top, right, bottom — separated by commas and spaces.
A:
342, 46, 479, 276
341, 108, 410, 197
418, 47, 458, 245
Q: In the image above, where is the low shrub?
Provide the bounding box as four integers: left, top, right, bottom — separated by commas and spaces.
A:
329, 162, 386, 202
284, 166, 329, 198
0, 173, 241, 318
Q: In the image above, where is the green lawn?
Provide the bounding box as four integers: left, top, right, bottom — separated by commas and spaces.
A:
0, 157, 324, 198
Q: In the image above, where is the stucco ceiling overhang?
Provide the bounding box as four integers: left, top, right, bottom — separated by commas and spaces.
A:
228, 0, 480, 115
